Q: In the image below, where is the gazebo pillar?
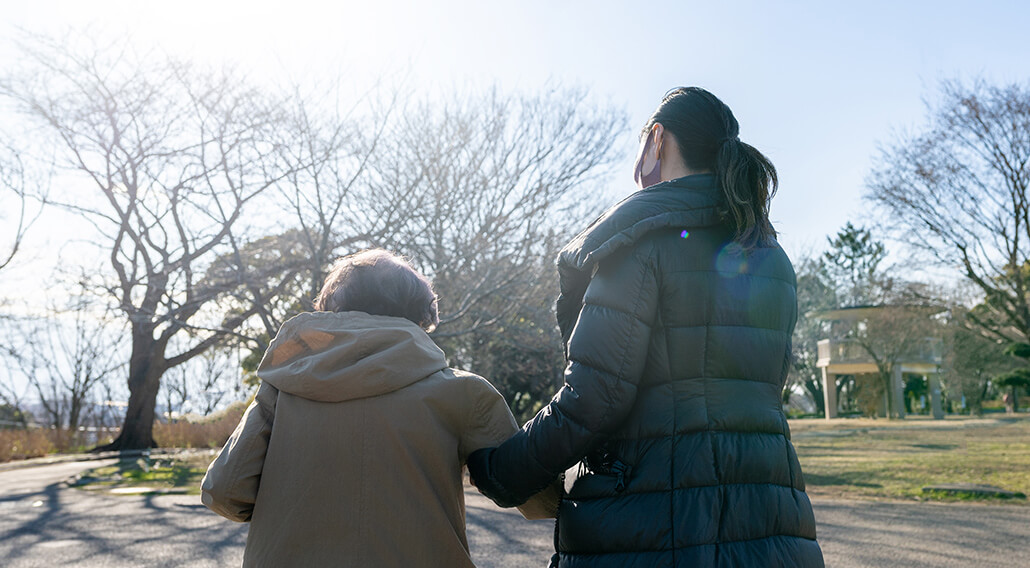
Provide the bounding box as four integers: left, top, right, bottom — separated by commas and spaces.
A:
822, 367, 838, 419
891, 365, 906, 418
928, 373, 944, 419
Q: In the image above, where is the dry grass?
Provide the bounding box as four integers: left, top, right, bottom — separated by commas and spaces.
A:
0, 401, 246, 464
791, 414, 1030, 503
0, 429, 56, 462
153, 401, 247, 449
0, 427, 123, 462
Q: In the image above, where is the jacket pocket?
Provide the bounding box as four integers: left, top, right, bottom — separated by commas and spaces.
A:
609, 459, 632, 492
584, 447, 634, 493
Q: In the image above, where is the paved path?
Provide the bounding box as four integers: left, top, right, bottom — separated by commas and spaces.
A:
2, 459, 1029, 567
814, 499, 1030, 567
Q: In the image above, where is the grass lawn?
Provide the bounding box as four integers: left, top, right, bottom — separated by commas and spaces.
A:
71, 451, 215, 496
70, 416, 1030, 504
790, 414, 1030, 503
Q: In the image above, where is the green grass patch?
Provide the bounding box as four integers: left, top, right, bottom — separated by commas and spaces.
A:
71, 453, 212, 496
790, 415, 1030, 503
921, 489, 1027, 501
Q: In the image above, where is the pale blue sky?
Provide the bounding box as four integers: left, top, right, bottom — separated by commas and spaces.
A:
5, 0, 1030, 261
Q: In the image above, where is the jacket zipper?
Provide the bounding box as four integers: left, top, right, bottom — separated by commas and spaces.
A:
549, 471, 566, 568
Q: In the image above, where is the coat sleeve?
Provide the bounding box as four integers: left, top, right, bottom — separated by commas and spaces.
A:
460, 375, 563, 519
200, 381, 278, 522
458, 376, 519, 463
470, 241, 660, 507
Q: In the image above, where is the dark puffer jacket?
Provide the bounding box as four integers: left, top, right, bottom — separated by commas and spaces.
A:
472, 174, 823, 567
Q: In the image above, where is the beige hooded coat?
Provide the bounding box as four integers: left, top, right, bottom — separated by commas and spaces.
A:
201, 311, 554, 567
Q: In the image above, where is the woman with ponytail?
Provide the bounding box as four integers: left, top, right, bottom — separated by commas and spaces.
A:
468, 87, 824, 567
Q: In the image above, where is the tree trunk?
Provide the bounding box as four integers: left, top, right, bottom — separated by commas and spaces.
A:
68, 400, 82, 449
94, 333, 166, 451
880, 372, 893, 419
806, 378, 825, 415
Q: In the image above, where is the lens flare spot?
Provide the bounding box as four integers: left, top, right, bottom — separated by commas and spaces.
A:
715, 242, 748, 277
680, 230, 689, 239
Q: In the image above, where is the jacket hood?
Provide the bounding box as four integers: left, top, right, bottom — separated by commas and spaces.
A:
256, 311, 448, 403
558, 174, 723, 271
554, 175, 725, 349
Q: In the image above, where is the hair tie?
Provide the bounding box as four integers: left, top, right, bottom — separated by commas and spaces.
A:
721, 136, 740, 145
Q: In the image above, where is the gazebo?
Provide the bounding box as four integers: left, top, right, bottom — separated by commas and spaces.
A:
815, 305, 945, 419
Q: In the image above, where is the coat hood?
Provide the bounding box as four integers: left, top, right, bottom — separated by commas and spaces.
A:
555, 174, 725, 346
558, 174, 724, 272
256, 311, 448, 403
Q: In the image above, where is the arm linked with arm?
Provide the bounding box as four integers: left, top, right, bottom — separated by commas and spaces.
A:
460, 374, 560, 519
471, 242, 659, 507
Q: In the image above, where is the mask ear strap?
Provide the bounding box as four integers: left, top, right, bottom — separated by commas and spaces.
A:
651, 123, 665, 163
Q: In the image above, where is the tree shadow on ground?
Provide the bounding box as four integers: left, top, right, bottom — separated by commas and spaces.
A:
0, 475, 246, 568
909, 443, 959, 450
804, 473, 883, 488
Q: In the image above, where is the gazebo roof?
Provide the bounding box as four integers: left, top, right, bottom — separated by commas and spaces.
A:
811, 304, 947, 321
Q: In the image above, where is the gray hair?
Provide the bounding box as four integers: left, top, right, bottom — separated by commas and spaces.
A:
313, 249, 439, 331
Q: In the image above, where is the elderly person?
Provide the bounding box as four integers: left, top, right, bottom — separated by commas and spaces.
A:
202, 249, 555, 567
469, 87, 824, 567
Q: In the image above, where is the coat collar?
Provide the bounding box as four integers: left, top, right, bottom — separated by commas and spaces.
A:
557, 174, 723, 272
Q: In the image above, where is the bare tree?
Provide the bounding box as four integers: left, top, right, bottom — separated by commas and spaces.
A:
450, 243, 569, 422
1, 34, 295, 449
202, 229, 311, 353
367, 87, 626, 338
0, 342, 32, 428
9, 290, 124, 448
3, 32, 627, 443
0, 139, 47, 426
788, 252, 838, 415
241, 84, 626, 418
237, 85, 621, 417
867, 79, 1030, 344
271, 82, 402, 302
848, 304, 942, 418
161, 341, 243, 419
940, 303, 1015, 415
0, 141, 45, 274
210, 83, 405, 357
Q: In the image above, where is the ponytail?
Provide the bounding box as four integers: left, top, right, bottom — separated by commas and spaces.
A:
646, 87, 779, 251
715, 138, 778, 250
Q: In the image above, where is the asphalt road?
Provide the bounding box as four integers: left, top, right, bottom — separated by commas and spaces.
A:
1, 459, 1029, 567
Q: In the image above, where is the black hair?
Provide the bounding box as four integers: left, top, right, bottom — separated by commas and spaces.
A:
642, 87, 778, 250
